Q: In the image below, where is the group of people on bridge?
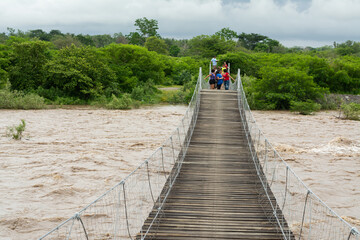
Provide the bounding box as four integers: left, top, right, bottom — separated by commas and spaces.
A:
205, 56, 235, 90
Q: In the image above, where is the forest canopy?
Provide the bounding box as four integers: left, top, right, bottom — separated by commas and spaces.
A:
1, 18, 359, 110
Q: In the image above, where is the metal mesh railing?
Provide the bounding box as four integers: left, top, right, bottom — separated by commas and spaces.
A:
234, 69, 360, 240
38, 68, 205, 240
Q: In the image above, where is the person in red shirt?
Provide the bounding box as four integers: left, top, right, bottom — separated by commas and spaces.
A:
222, 69, 234, 90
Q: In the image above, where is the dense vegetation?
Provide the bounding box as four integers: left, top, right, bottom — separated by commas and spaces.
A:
1, 18, 359, 114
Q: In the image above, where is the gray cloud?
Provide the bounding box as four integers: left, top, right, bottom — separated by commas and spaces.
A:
0, 0, 359, 47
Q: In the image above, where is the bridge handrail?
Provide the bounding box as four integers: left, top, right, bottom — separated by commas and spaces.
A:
38, 67, 205, 240
234, 69, 360, 240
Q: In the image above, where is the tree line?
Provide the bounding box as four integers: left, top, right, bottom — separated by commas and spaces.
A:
0, 17, 359, 110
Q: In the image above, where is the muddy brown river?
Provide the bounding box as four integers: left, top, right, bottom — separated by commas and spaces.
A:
0, 107, 359, 239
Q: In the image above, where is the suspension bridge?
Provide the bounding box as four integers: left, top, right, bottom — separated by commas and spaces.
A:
38, 68, 359, 240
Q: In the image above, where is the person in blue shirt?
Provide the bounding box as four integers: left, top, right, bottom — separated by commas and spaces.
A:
216, 69, 223, 90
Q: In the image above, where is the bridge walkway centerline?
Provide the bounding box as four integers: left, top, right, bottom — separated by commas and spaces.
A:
138, 89, 293, 239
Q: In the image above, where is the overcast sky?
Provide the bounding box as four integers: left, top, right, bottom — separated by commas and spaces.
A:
1, 0, 360, 47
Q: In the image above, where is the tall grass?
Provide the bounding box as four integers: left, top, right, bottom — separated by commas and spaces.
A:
341, 103, 360, 120
290, 100, 321, 115
0, 89, 46, 109
106, 94, 133, 109
6, 119, 26, 140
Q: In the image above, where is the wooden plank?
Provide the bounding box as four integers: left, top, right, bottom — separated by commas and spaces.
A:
137, 90, 294, 240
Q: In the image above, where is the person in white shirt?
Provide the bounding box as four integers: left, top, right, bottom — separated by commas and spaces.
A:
211, 56, 218, 68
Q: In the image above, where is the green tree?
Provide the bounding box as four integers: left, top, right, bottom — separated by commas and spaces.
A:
220, 51, 258, 77
28, 29, 51, 41
254, 38, 281, 53
145, 36, 169, 55
49, 29, 64, 39
238, 32, 280, 52
335, 40, 360, 56
187, 35, 235, 58
113, 32, 129, 44
51, 34, 83, 49
238, 32, 267, 50
101, 43, 166, 88
0, 44, 10, 88
0, 33, 8, 44
127, 17, 160, 46
331, 56, 360, 93
8, 40, 51, 91
305, 57, 333, 88
44, 45, 116, 99
254, 43, 270, 52
134, 17, 159, 38
7, 27, 16, 36
215, 28, 238, 41
169, 45, 180, 57
252, 66, 325, 109
91, 34, 114, 48
76, 34, 95, 46
126, 32, 145, 46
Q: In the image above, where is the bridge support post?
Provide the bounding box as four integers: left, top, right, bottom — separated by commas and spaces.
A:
122, 182, 133, 240
282, 166, 289, 212
146, 161, 155, 204
160, 147, 167, 180
299, 190, 312, 240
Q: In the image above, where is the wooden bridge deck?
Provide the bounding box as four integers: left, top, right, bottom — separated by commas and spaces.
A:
140, 90, 289, 239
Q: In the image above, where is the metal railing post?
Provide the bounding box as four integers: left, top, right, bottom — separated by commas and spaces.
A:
122, 182, 133, 240
282, 166, 289, 211
146, 161, 155, 203
299, 190, 311, 239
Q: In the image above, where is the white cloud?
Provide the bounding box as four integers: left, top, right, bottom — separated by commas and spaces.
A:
0, 0, 360, 46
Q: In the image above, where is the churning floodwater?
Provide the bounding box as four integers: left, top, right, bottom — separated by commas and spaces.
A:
252, 110, 360, 229
0, 107, 359, 239
0, 106, 187, 239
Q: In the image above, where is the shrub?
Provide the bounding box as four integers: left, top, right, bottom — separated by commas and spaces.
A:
34, 86, 66, 101
220, 52, 258, 77
241, 75, 271, 109
106, 94, 132, 109
340, 103, 360, 120
0, 89, 15, 108
8, 41, 51, 91
252, 66, 325, 110
186, 35, 236, 58
0, 89, 46, 109
290, 100, 321, 115
130, 80, 160, 103
173, 70, 192, 85
332, 56, 360, 94
91, 95, 108, 108
101, 44, 167, 86
317, 94, 343, 110
160, 90, 186, 104
19, 93, 46, 109
44, 45, 116, 100
6, 119, 26, 140
52, 96, 87, 105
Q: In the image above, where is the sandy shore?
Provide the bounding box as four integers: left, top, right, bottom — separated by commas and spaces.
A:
0, 107, 359, 239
